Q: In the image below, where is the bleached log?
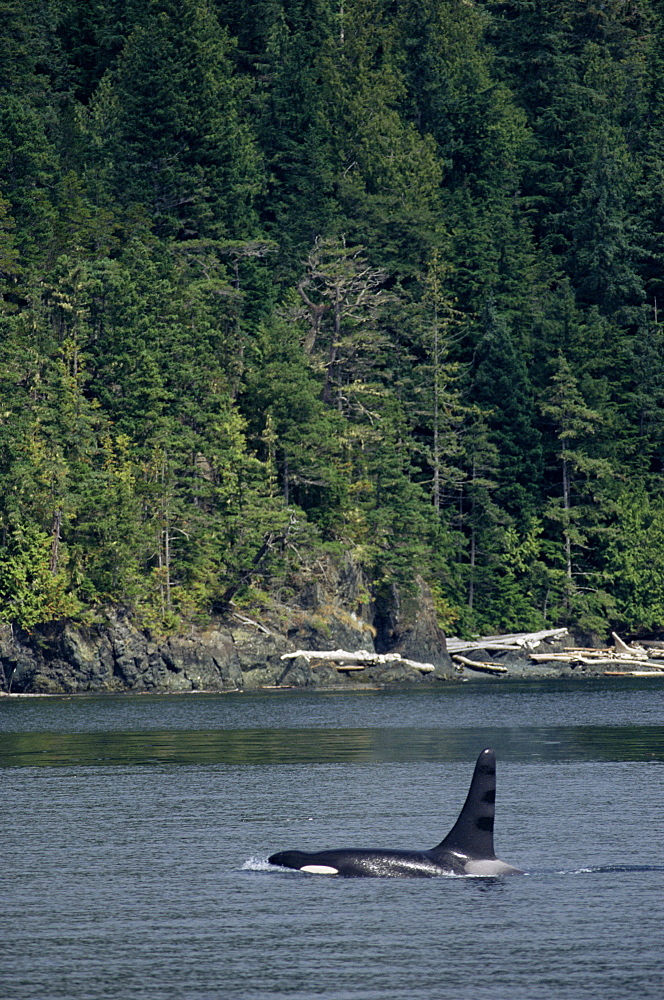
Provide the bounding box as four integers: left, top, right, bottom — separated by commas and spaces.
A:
446, 628, 569, 654
280, 648, 435, 673
532, 651, 648, 662
534, 655, 663, 670
563, 643, 651, 658
530, 651, 664, 669
612, 632, 648, 656
401, 658, 435, 673
281, 648, 376, 664
450, 643, 523, 652
452, 654, 508, 675
562, 646, 610, 653
232, 613, 271, 634
530, 653, 582, 661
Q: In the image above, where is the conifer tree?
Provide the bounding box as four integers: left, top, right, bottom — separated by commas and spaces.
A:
295, 235, 391, 412
539, 352, 614, 624
470, 298, 543, 522
601, 487, 664, 631
317, 0, 443, 271
90, 0, 263, 241
240, 312, 348, 530
407, 248, 466, 516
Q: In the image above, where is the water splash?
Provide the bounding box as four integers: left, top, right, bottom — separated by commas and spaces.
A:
241, 856, 275, 871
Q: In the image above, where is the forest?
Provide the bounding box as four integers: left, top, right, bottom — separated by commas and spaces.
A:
2, 0, 664, 639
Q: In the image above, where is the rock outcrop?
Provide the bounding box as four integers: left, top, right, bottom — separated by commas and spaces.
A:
373, 575, 450, 669
0, 569, 455, 694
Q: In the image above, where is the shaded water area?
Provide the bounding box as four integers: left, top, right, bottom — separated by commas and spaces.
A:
1, 679, 663, 999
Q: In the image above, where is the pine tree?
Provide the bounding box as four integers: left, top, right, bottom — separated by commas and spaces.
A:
240, 0, 340, 261
240, 311, 348, 531
601, 486, 664, 632
461, 407, 504, 617
470, 297, 543, 521
317, 0, 443, 271
295, 235, 391, 412
90, 0, 263, 241
621, 315, 664, 476
0, 94, 59, 269
539, 352, 614, 624
487, 0, 652, 317
403, 248, 466, 516
0, 522, 81, 629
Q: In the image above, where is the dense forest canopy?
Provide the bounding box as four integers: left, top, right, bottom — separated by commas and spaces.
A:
2, 0, 664, 637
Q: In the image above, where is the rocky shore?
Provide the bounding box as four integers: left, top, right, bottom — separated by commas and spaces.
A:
1, 609, 630, 697
1, 568, 459, 695
1, 561, 649, 695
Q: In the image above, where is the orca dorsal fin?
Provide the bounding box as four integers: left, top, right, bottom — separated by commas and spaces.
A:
430, 748, 497, 861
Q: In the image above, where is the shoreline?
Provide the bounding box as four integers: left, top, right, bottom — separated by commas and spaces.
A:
2, 667, 661, 698
4, 613, 662, 696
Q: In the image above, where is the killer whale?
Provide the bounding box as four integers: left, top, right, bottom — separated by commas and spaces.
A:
268, 748, 523, 877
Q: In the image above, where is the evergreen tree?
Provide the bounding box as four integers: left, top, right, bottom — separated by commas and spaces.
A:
621, 316, 664, 477
470, 298, 543, 521
487, 0, 651, 317
3, 0, 664, 638
602, 486, 664, 632
320, 0, 443, 272
0, 95, 59, 269
240, 312, 348, 531
295, 234, 391, 411
404, 248, 466, 516
539, 352, 615, 625
0, 522, 81, 629
460, 407, 504, 619
90, 0, 263, 241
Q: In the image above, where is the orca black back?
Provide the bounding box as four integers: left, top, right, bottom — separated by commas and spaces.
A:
268, 747, 523, 877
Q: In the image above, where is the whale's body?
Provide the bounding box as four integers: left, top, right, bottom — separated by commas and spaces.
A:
268, 748, 523, 877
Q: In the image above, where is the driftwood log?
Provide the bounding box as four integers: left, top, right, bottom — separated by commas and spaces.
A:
529, 652, 664, 668
451, 654, 508, 675
528, 631, 664, 671
280, 649, 436, 673
446, 628, 569, 654
445, 628, 571, 677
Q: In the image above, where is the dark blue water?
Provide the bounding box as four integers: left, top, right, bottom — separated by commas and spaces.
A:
1, 680, 663, 999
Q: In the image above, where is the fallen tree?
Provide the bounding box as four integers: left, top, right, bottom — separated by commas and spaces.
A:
528, 632, 664, 671
445, 628, 569, 654
280, 648, 435, 673
450, 654, 508, 675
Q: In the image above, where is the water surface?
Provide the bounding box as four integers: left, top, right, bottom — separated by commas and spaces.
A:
1, 680, 662, 999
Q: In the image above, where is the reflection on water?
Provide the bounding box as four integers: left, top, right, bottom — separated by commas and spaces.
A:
1, 724, 662, 767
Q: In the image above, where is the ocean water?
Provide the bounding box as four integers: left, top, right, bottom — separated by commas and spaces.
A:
1, 679, 662, 1000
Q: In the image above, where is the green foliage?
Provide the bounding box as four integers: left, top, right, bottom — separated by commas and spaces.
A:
89, 0, 262, 240
2, 0, 664, 638
601, 487, 664, 631
0, 523, 81, 629
0, 94, 59, 267
470, 298, 543, 520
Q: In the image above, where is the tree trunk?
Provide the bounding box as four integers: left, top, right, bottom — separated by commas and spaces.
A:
562, 452, 572, 580
432, 302, 441, 514
49, 509, 62, 575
